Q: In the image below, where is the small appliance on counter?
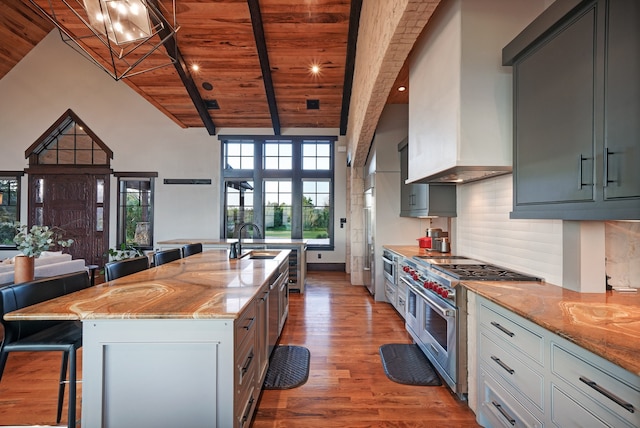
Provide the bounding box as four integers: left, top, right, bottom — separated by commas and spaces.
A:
417, 236, 432, 249
422, 228, 450, 252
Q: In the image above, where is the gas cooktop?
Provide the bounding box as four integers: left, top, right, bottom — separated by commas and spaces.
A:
433, 263, 541, 281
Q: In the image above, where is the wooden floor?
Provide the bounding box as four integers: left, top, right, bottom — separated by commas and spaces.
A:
0, 271, 479, 427
253, 271, 479, 427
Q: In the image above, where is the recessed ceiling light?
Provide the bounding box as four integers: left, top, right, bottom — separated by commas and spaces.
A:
398, 86, 407, 92
310, 64, 320, 74
191, 64, 200, 72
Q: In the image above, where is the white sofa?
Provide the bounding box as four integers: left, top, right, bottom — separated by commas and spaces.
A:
0, 253, 88, 285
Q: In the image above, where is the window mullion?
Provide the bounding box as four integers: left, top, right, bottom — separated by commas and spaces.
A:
291, 141, 303, 239
253, 142, 264, 231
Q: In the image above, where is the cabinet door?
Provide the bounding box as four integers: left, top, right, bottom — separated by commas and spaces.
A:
514, 4, 597, 206
603, 0, 640, 200
398, 143, 456, 217
399, 144, 415, 215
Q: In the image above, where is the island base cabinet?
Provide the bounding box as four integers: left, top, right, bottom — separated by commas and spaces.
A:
82, 319, 238, 428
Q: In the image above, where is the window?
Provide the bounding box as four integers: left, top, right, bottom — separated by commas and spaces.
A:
303, 179, 330, 241
115, 174, 156, 250
264, 180, 292, 239
224, 180, 255, 238
0, 173, 22, 247
264, 141, 292, 170
221, 136, 335, 249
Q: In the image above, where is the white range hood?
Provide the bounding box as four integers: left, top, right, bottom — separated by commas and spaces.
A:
407, 0, 549, 184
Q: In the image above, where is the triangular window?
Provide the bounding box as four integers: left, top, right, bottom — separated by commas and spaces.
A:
25, 109, 113, 166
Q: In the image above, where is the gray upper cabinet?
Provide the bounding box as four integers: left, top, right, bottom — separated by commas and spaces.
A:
603, 2, 640, 202
504, 0, 640, 220
398, 139, 456, 218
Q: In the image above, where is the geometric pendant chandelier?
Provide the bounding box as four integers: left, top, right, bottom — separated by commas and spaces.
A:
27, 0, 179, 80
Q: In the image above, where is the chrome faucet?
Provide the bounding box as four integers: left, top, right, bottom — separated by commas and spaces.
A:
237, 222, 262, 256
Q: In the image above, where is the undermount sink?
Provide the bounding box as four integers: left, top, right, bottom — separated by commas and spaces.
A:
240, 250, 284, 260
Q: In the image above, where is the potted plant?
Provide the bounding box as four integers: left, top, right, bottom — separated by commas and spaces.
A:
12, 223, 74, 283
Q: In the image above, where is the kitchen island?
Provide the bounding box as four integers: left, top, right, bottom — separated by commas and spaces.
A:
4, 249, 290, 428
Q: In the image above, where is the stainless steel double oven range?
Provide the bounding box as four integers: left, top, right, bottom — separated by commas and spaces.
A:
400, 256, 540, 400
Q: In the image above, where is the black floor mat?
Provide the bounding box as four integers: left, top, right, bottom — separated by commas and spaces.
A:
379, 344, 442, 386
263, 345, 310, 390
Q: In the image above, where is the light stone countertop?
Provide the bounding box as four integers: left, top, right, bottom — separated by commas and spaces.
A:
157, 238, 308, 246
4, 249, 288, 321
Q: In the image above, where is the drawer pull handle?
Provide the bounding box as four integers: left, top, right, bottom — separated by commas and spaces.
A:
243, 317, 256, 331
240, 395, 255, 426
492, 401, 516, 426
241, 352, 254, 376
579, 376, 635, 413
430, 343, 440, 355
491, 321, 515, 337
491, 355, 515, 375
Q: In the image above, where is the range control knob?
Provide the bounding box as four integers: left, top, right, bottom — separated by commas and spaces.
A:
403, 266, 410, 273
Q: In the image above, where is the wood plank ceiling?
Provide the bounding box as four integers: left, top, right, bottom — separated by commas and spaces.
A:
0, 0, 408, 136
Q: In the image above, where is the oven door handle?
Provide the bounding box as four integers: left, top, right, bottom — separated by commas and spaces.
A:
382, 256, 394, 265
422, 292, 454, 318
403, 278, 454, 318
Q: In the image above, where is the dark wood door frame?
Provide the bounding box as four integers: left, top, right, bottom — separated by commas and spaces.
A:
25, 166, 111, 267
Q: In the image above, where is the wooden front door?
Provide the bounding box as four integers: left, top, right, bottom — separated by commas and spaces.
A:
28, 173, 109, 267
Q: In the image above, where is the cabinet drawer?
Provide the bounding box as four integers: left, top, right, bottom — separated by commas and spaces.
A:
479, 331, 544, 410
479, 300, 544, 364
477, 367, 543, 428
396, 293, 407, 319
550, 383, 623, 428
550, 342, 639, 427
235, 301, 257, 347
235, 333, 256, 393
384, 281, 397, 306
236, 381, 256, 428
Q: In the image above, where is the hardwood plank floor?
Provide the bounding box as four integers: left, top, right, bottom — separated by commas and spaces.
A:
252, 271, 479, 427
0, 271, 479, 427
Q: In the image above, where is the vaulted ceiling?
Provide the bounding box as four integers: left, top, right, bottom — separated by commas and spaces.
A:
0, 0, 410, 138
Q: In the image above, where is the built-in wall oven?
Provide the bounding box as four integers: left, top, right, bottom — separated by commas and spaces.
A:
382, 250, 405, 316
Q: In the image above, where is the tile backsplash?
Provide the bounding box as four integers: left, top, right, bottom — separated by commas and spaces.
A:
455, 175, 563, 285
454, 175, 640, 289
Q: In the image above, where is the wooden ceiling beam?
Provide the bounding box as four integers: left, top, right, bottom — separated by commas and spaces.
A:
340, 0, 362, 136
248, 0, 281, 135
152, 0, 217, 135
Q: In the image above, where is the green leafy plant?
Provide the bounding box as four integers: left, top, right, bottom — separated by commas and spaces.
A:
106, 243, 144, 262
13, 223, 74, 257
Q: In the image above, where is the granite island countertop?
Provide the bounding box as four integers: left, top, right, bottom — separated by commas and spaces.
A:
158, 238, 308, 246
4, 249, 289, 322
384, 244, 640, 377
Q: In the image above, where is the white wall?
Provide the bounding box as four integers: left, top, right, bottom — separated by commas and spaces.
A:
0, 31, 347, 264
